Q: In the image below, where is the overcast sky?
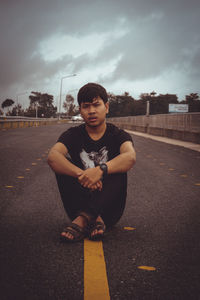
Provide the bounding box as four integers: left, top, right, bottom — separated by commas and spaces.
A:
1, 0, 200, 109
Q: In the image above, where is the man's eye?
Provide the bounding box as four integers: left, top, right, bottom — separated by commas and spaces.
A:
94, 103, 100, 106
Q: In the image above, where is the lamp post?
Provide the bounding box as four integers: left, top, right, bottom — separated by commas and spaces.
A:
16, 92, 27, 116
146, 101, 150, 116
59, 74, 77, 119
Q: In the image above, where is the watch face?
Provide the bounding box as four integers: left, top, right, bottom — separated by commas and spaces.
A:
100, 163, 107, 174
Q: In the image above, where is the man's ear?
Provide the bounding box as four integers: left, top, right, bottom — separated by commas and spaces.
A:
105, 102, 109, 114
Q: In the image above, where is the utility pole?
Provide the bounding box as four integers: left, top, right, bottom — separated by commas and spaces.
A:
146, 101, 150, 116
59, 74, 77, 120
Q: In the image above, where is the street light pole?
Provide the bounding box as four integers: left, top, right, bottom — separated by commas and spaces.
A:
146, 101, 150, 116
16, 92, 27, 116
59, 74, 77, 119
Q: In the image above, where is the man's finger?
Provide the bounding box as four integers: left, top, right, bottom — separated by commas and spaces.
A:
79, 176, 89, 185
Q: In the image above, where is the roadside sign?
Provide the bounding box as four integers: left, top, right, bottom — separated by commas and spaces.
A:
169, 104, 188, 113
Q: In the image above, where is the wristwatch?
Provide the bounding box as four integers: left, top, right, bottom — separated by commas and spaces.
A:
99, 163, 108, 176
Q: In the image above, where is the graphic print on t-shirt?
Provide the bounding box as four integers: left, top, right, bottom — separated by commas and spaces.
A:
80, 146, 108, 169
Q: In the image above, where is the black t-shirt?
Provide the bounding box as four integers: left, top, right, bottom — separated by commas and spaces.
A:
57, 123, 133, 170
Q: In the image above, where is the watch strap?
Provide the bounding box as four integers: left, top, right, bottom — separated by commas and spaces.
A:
99, 163, 108, 176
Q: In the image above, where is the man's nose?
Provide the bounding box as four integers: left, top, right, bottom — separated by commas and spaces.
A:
88, 105, 95, 113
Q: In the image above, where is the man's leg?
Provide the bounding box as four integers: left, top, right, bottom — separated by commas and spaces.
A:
90, 173, 127, 227
56, 174, 97, 241
55, 173, 127, 240
55, 173, 95, 220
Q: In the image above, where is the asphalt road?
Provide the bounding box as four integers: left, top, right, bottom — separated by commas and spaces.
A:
0, 123, 200, 300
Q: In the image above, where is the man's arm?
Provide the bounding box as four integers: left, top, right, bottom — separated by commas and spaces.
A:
47, 142, 103, 191
106, 141, 136, 174
47, 142, 82, 177
78, 141, 136, 188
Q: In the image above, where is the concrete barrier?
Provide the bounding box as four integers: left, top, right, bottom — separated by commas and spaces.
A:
108, 113, 200, 144
1, 114, 200, 144
0, 118, 69, 130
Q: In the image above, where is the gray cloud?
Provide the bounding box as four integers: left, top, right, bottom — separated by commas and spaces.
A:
0, 0, 200, 102
90, 2, 200, 81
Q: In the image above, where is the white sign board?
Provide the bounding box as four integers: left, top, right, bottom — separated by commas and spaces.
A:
169, 104, 188, 113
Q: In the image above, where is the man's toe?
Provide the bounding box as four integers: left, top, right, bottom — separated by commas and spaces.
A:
92, 229, 97, 236
61, 231, 73, 240
92, 228, 103, 236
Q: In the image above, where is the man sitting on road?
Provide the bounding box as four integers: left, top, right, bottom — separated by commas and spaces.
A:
48, 83, 136, 242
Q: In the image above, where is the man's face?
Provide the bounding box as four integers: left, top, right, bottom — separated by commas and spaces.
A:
80, 96, 109, 128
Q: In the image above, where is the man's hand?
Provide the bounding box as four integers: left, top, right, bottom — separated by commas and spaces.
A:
78, 167, 103, 189
90, 180, 103, 191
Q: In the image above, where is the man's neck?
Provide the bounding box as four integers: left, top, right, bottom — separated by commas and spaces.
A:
85, 121, 107, 140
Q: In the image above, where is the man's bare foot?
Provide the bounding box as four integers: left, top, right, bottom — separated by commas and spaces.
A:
90, 215, 106, 239
61, 215, 87, 240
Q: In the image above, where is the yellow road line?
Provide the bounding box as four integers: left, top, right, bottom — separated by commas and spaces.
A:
84, 239, 110, 300
138, 265, 156, 271
124, 226, 136, 231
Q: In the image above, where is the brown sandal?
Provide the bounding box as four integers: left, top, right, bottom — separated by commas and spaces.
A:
89, 221, 106, 241
60, 212, 95, 243
60, 222, 87, 243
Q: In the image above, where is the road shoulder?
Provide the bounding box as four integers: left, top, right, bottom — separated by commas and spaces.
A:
126, 130, 200, 152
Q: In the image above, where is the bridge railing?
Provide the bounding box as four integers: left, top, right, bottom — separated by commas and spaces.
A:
0, 117, 69, 130
108, 112, 200, 144
1, 113, 200, 144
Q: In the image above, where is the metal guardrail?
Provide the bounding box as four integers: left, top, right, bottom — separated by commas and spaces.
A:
0, 116, 59, 121
0, 116, 73, 121
0, 117, 71, 130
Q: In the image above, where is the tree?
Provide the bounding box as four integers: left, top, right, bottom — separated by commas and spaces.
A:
27, 92, 57, 117
134, 99, 146, 115
1, 99, 15, 115
8, 104, 24, 116
107, 93, 117, 117
186, 93, 199, 102
63, 94, 76, 116
139, 93, 152, 102
150, 91, 157, 97
185, 93, 200, 112
108, 92, 136, 117
138, 93, 178, 114
1, 99, 14, 109
151, 94, 178, 114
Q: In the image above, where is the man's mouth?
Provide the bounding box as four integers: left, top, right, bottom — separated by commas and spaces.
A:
88, 117, 97, 121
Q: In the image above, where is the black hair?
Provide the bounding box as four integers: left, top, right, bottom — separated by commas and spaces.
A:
77, 83, 108, 106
